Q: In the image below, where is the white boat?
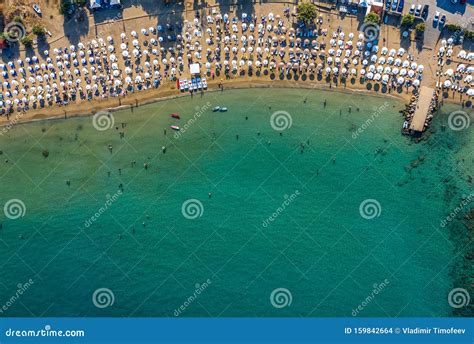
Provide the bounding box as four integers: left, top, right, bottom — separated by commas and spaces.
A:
219, 107, 228, 112
33, 4, 42, 15
212, 106, 220, 112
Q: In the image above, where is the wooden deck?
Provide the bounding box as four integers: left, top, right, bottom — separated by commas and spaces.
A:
409, 86, 434, 133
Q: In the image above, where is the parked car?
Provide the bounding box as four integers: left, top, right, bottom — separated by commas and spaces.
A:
433, 11, 440, 25
422, 5, 429, 20
32, 4, 42, 15
392, 0, 398, 11
398, 0, 404, 12
409, 4, 415, 14
415, 4, 422, 16
439, 14, 446, 27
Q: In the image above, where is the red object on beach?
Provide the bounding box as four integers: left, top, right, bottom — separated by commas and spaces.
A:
176, 79, 180, 88
170, 113, 180, 119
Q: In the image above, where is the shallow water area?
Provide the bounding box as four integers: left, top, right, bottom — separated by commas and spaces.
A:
0, 88, 472, 317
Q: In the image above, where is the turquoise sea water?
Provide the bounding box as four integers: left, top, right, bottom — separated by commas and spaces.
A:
0, 88, 472, 317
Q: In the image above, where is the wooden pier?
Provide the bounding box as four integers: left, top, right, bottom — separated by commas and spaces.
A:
409, 86, 435, 134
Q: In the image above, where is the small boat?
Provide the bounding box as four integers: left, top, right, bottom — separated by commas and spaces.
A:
170, 113, 180, 119
33, 4, 42, 15
212, 106, 220, 112
219, 107, 228, 112
170, 125, 180, 131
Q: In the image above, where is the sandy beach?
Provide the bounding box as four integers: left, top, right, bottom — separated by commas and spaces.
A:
0, 1, 471, 128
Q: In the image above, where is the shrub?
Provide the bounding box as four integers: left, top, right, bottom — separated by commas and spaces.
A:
13, 16, 24, 24
415, 23, 426, 33
445, 24, 462, 32
20, 35, 33, 47
364, 12, 380, 25
401, 14, 415, 27
32, 25, 46, 36
297, 1, 317, 25
59, 0, 72, 15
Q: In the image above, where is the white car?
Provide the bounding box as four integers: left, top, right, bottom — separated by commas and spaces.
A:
32, 4, 42, 15
415, 4, 422, 16
433, 11, 440, 24
409, 4, 415, 14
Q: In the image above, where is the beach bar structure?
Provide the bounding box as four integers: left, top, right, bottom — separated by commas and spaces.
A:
409, 86, 435, 135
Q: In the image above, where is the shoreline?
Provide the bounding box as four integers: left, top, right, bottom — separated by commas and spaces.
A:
1, 78, 466, 130
1, 79, 412, 128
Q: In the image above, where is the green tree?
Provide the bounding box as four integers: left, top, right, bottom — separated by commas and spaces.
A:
415, 23, 425, 33
32, 25, 46, 36
445, 24, 461, 32
13, 16, 24, 24
364, 12, 380, 25
59, 0, 72, 15
297, 1, 317, 25
401, 14, 415, 27
20, 35, 33, 47
464, 31, 474, 40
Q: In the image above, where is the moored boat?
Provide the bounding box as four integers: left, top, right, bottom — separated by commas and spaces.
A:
170, 125, 180, 131
219, 107, 228, 112
170, 113, 180, 119
212, 106, 220, 112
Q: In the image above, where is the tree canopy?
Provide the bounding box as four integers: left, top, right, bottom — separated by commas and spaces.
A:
401, 14, 415, 27
364, 12, 380, 25
415, 23, 425, 33
297, 2, 317, 25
